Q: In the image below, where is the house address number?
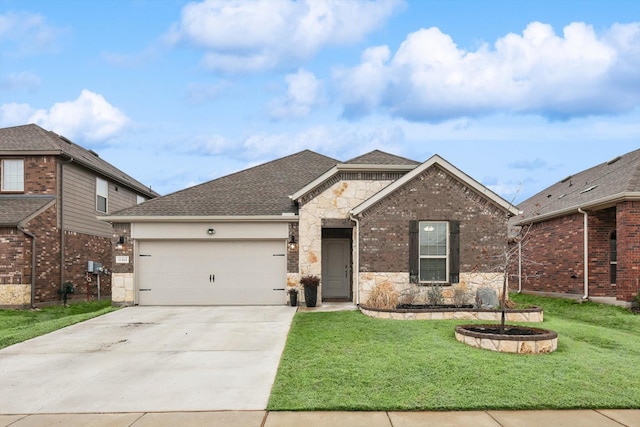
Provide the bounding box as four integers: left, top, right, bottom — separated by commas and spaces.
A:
115, 256, 130, 264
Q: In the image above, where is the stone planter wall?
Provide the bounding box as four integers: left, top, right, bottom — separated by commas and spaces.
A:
360, 305, 544, 322
455, 324, 558, 353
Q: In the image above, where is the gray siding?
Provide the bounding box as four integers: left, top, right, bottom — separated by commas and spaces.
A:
62, 163, 146, 237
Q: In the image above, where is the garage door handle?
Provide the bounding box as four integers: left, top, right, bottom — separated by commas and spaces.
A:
273, 288, 285, 291
210, 274, 215, 283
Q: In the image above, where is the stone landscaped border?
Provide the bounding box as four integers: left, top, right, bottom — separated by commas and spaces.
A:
359, 305, 544, 322
455, 324, 558, 353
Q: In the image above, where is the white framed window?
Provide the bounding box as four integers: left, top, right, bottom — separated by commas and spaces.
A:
610, 230, 617, 285
96, 177, 108, 213
1, 159, 25, 192
419, 221, 449, 283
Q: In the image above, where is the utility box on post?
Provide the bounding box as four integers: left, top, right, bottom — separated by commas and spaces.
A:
87, 261, 102, 274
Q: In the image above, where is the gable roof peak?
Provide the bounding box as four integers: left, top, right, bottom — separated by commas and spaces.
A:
344, 149, 419, 166
352, 153, 520, 216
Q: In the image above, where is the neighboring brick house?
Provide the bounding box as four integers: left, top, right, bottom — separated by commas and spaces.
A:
102, 149, 519, 307
0, 124, 158, 307
512, 148, 640, 305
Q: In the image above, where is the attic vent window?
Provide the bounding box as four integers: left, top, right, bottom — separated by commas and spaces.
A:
607, 156, 622, 165
580, 185, 598, 194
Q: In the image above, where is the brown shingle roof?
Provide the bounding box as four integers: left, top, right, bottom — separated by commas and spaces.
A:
516, 148, 640, 222
0, 124, 158, 198
344, 150, 419, 165
110, 150, 339, 217
0, 196, 56, 226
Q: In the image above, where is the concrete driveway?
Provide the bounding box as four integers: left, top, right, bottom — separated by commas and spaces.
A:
0, 306, 295, 414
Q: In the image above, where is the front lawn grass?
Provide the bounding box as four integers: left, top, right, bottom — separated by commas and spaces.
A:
268, 294, 640, 410
0, 300, 116, 349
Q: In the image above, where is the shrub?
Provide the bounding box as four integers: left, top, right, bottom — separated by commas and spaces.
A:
365, 282, 399, 309
426, 284, 444, 306
452, 283, 472, 307
398, 283, 424, 305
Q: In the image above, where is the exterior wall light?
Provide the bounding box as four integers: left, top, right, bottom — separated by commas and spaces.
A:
288, 235, 297, 250
116, 235, 125, 250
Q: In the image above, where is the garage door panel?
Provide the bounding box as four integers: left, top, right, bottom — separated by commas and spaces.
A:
138, 240, 286, 305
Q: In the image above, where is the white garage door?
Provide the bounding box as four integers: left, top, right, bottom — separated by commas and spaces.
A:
137, 240, 286, 305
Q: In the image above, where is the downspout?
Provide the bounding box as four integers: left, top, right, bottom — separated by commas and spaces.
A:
577, 208, 589, 299
349, 214, 360, 306
17, 225, 36, 308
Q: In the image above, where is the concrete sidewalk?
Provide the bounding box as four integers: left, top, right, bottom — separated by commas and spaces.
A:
1, 410, 639, 427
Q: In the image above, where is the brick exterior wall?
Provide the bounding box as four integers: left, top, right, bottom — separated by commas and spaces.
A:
1, 155, 119, 306
517, 213, 587, 295
64, 231, 112, 301
358, 165, 509, 276
287, 222, 299, 273
23, 155, 57, 195
25, 204, 61, 303
111, 223, 133, 274
0, 227, 28, 285
517, 202, 638, 302
588, 208, 616, 297
617, 201, 640, 301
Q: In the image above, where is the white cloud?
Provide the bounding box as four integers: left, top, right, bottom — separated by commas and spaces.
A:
268, 69, 324, 119
334, 21, 640, 121
0, 11, 65, 56
0, 90, 130, 142
189, 133, 234, 154
240, 124, 405, 161
166, 0, 404, 73
0, 71, 41, 91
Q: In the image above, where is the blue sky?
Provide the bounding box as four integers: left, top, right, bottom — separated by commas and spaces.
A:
1, 0, 639, 203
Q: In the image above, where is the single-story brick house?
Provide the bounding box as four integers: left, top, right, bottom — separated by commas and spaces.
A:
512, 148, 640, 305
102, 150, 519, 306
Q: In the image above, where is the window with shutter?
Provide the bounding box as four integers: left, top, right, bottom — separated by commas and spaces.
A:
410, 220, 460, 285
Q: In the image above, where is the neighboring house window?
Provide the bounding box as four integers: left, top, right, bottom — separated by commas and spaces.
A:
610, 230, 617, 285
136, 195, 145, 204
409, 220, 460, 284
1, 159, 24, 192
96, 177, 108, 213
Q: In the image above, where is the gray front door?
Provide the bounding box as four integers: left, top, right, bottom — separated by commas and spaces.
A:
321, 238, 351, 300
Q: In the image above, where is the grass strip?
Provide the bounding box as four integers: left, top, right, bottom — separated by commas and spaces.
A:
268, 294, 640, 411
0, 300, 117, 349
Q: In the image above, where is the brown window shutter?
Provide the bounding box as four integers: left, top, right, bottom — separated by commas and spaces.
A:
409, 220, 419, 283
449, 220, 460, 283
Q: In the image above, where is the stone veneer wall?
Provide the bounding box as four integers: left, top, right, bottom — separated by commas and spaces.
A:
111, 223, 133, 306
361, 306, 543, 322
298, 179, 394, 304
111, 273, 134, 306
358, 272, 504, 306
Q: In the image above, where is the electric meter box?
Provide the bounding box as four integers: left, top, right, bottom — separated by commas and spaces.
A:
87, 261, 102, 274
